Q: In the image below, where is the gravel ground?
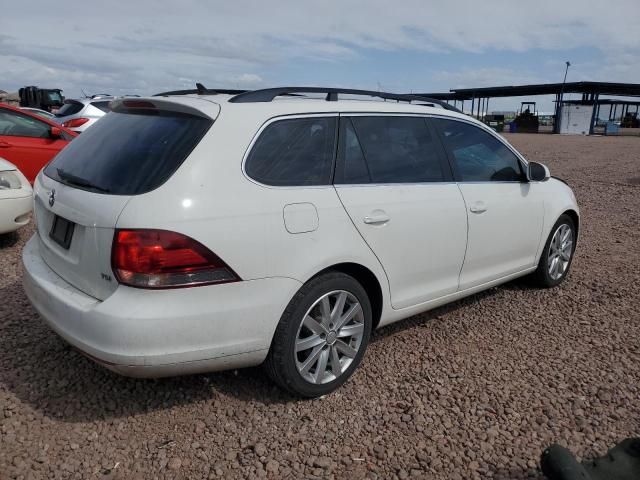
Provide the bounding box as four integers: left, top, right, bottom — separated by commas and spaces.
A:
1, 133, 639, 480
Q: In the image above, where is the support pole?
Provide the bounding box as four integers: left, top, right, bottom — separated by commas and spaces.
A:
589, 93, 599, 135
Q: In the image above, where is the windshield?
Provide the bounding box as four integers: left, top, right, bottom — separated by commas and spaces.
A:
44, 110, 212, 195
46, 91, 63, 103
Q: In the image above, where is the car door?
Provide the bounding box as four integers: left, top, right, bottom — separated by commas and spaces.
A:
432, 117, 545, 290
334, 115, 468, 309
0, 108, 67, 183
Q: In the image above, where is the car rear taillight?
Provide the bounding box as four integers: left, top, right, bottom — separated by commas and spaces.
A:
111, 229, 240, 289
62, 118, 89, 128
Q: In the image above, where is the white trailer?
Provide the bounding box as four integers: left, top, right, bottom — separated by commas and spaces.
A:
559, 104, 594, 135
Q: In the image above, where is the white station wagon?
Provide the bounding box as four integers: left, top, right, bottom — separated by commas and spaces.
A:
22, 86, 579, 397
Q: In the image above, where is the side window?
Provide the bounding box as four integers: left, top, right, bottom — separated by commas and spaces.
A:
337, 116, 446, 184
434, 118, 524, 182
0, 110, 50, 138
245, 117, 336, 186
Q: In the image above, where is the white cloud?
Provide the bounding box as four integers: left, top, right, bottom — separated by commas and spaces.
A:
1, 1, 639, 96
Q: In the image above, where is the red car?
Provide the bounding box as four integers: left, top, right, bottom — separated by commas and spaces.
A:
0, 104, 77, 183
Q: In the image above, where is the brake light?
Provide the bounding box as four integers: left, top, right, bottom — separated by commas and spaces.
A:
62, 117, 89, 128
111, 229, 240, 289
122, 100, 156, 109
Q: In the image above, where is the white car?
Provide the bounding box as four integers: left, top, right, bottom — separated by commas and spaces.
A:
22, 87, 579, 397
53, 95, 114, 133
0, 157, 32, 234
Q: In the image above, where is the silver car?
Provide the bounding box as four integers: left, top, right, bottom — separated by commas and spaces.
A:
53, 95, 114, 133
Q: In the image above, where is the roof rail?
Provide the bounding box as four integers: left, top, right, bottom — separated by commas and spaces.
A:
154, 82, 248, 97
227, 87, 462, 113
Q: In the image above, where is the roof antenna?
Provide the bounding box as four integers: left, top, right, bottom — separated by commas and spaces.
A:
81, 88, 88, 98
196, 83, 207, 94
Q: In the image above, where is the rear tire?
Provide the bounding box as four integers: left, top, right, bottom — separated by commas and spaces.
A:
531, 214, 576, 288
264, 272, 372, 398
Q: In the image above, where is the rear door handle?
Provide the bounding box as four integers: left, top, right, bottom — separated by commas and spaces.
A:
0, 141, 11, 148
469, 201, 487, 214
363, 213, 390, 225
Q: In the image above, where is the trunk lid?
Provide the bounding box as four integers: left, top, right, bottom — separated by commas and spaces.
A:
33, 174, 130, 300
32, 96, 218, 301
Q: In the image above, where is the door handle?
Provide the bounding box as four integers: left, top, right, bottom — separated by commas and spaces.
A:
0, 141, 11, 148
363, 213, 390, 225
469, 202, 487, 214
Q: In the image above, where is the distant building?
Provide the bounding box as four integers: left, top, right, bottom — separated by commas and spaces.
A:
0, 90, 20, 106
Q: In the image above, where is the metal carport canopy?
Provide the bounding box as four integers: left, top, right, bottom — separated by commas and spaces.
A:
418, 82, 640, 100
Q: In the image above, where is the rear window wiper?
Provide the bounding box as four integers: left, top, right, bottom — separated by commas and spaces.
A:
56, 168, 111, 193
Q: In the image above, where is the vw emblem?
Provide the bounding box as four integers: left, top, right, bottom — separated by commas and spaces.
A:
48, 189, 56, 207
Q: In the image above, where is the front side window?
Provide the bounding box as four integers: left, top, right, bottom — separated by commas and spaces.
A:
245, 117, 337, 186
433, 118, 524, 182
0, 110, 50, 138
336, 116, 446, 184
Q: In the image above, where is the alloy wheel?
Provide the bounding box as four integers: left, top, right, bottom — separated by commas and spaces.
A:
548, 223, 573, 280
294, 290, 365, 384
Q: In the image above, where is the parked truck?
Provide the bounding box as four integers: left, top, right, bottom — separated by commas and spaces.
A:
19, 86, 65, 113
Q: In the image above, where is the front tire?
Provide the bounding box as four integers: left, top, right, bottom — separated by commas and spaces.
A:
264, 272, 372, 398
532, 214, 576, 287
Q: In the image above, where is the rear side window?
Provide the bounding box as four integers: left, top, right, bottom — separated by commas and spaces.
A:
44, 111, 212, 195
55, 101, 84, 117
0, 110, 50, 138
433, 118, 524, 182
245, 117, 337, 186
90, 101, 112, 113
336, 116, 446, 184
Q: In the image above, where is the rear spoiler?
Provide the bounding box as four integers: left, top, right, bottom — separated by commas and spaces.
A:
110, 98, 215, 120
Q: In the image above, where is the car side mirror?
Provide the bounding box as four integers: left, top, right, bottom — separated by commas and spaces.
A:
528, 161, 550, 182
50, 126, 62, 139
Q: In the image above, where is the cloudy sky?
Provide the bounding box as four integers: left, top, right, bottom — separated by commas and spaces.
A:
2, 0, 639, 111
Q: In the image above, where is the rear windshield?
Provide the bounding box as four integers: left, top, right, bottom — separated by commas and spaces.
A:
90, 101, 112, 113
44, 111, 212, 195
55, 101, 83, 117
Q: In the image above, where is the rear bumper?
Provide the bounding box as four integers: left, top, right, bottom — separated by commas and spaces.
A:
22, 235, 301, 377
0, 195, 32, 234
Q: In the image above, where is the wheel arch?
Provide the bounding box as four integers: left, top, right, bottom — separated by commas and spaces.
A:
536, 207, 580, 266
311, 262, 384, 329
563, 209, 580, 238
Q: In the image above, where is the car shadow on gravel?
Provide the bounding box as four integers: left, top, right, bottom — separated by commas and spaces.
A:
0, 279, 296, 423
0, 278, 533, 423
0, 231, 20, 249
370, 280, 529, 341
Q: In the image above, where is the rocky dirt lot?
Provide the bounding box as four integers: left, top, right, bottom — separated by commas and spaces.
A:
1, 134, 638, 480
